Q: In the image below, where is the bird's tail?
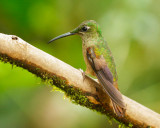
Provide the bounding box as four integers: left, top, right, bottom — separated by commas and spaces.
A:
111, 100, 126, 117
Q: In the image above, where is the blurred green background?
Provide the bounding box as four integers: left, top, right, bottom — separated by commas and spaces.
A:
0, 0, 160, 128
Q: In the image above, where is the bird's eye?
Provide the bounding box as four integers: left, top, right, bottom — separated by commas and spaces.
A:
81, 26, 89, 32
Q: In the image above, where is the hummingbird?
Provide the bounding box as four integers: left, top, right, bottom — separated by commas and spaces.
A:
48, 20, 126, 117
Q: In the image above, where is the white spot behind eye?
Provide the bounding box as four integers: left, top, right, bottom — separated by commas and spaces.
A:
86, 26, 90, 30
81, 26, 90, 32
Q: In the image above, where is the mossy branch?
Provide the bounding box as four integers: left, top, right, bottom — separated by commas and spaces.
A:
0, 33, 160, 128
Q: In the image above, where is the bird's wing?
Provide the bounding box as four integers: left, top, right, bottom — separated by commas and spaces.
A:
86, 47, 125, 110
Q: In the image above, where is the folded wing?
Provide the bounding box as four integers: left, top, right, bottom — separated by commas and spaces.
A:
86, 47, 125, 116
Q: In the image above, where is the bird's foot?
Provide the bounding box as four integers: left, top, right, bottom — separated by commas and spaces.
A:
79, 68, 86, 82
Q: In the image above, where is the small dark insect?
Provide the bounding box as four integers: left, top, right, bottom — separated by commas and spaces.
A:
12, 36, 18, 40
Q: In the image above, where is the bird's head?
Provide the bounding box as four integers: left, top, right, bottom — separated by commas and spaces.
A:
48, 20, 102, 44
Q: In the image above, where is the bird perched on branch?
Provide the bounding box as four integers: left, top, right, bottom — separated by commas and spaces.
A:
48, 20, 126, 117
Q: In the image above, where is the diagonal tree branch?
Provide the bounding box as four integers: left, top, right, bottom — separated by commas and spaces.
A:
0, 33, 160, 128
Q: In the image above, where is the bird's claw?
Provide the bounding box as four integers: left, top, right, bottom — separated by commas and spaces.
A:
79, 68, 86, 82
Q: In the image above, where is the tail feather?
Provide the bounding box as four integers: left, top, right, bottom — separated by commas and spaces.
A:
112, 100, 126, 117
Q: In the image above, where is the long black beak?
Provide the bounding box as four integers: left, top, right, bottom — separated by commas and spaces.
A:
48, 32, 75, 44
